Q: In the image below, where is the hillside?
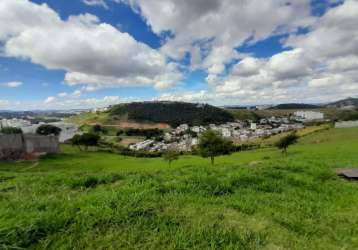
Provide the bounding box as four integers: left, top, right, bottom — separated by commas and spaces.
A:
1, 128, 358, 249
326, 97, 358, 108
109, 101, 235, 127
271, 103, 321, 110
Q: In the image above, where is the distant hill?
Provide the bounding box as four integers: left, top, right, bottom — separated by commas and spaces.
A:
326, 97, 358, 108
110, 101, 235, 127
270, 103, 321, 110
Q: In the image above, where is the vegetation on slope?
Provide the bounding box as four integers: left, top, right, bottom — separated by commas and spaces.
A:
271, 103, 321, 109
227, 107, 358, 122
66, 111, 110, 125
1, 128, 358, 249
110, 101, 235, 127
226, 109, 262, 121
326, 97, 358, 108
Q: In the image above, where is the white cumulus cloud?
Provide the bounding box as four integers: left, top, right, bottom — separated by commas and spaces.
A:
1, 81, 23, 88
0, 100, 10, 108
119, 0, 314, 77
0, 0, 182, 90
83, 0, 108, 9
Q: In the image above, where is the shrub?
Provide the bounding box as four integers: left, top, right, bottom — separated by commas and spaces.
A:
123, 128, 164, 139
91, 124, 108, 134
116, 130, 124, 136
71, 133, 100, 151
0, 127, 23, 134
99, 144, 162, 158
233, 144, 261, 152
36, 124, 61, 136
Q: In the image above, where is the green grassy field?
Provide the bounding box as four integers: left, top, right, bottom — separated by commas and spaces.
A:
1, 128, 358, 249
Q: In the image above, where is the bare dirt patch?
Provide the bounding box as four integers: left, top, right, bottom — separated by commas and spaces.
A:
96, 121, 170, 129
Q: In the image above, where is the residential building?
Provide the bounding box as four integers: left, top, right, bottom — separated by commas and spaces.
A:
294, 111, 324, 121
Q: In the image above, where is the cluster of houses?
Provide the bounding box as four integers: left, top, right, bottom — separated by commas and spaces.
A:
129, 115, 307, 152
1, 110, 327, 155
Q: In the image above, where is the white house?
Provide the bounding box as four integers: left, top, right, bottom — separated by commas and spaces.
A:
175, 124, 189, 134
221, 128, 232, 138
250, 123, 257, 130
294, 111, 324, 121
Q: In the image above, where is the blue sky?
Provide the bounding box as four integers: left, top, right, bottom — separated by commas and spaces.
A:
0, 0, 356, 110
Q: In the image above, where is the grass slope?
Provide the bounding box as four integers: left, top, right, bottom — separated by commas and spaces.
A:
66, 112, 110, 125
1, 128, 358, 249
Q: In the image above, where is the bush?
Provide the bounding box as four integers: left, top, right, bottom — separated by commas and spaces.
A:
123, 128, 164, 139
36, 124, 61, 136
0, 127, 23, 134
95, 143, 162, 158
275, 132, 299, 154
233, 144, 261, 152
92, 124, 108, 134
72, 133, 100, 151
116, 130, 124, 136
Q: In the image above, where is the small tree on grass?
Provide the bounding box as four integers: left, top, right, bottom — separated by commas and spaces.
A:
163, 150, 180, 167
198, 130, 234, 165
36, 124, 61, 136
0, 127, 23, 134
275, 132, 299, 155
71, 133, 100, 151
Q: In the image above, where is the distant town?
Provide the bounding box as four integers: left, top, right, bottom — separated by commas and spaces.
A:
128, 110, 322, 152
0, 107, 328, 153
1, 98, 358, 155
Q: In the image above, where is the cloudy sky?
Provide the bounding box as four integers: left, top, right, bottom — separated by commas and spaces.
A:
0, 0, 357, 110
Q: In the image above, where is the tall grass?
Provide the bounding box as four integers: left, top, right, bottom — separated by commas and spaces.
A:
0, 128, 357, 249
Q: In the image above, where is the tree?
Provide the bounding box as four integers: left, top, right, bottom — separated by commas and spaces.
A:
92, 124, 108, 134
275, 132, 299, 155
163, 150, 180, 167
71, 133, 100, 151
0, 127, 23, 134
36, 124, 61, 136
71, 134, 82, 151
92, 124, 102, 134
198, 130, 234, 165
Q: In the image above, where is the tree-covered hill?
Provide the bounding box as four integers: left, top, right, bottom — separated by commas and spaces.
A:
271, 103, 321, 110
326, 97, 358, 108
110, 101, 235, 127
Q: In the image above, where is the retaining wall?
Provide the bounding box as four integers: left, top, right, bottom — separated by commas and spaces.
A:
0, 134, 59, 160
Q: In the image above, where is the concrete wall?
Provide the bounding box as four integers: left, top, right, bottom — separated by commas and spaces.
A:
335, 120, 358, 128
0, 134, 24, 160
0, 134, 23, 151
23, 134, 60, 154
0, 134, 59, 160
